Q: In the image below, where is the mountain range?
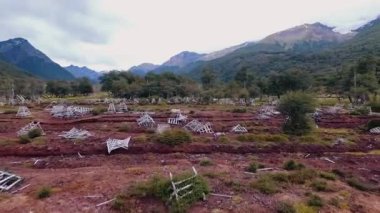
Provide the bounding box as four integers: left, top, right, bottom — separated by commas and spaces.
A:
64, 65, 102, 82
128, 17, 380, 81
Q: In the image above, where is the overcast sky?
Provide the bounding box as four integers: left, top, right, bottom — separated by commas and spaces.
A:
0, 0, 379, 71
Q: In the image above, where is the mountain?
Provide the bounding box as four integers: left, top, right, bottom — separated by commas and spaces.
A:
200, 42, 251, 61
129, 63, 159, 76
177, 21, 377, 81
0, 38, 75, 80
65, 65, 102, 82
260, 22, 352, 50
0, 59, 36, 79
162, 51, 206, 67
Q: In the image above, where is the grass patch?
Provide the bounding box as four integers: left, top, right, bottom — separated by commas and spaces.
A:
3, 109, 17, 114
199, 159, 213, 166
310, 180, 328, 191
246, 162, 264, 173
251, 175, 279, 194
91, 106, 107, 115
218, 135, 229, 143
307, 195, 323, 207
283, 160, 304, 171
231, 108, 247, 113
346, 178, 375, 192
155, 129, 192, 146
36, 186, 52, 199
288, 169, 317, 184
319, 172, 336, 180
118, 123, 131, 132
276, 201, 296, 213
294, 203, 317, 213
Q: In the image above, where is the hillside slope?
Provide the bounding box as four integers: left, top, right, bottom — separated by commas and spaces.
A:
0, 38, 74, 80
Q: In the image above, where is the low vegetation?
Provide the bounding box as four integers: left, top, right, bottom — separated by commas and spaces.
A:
27, 128, 42, 139
283, 160, 304, 171
237, 134, 288, 143
155, 129, 192, 146
127, 174, 209, 212
36, 186, 52, 199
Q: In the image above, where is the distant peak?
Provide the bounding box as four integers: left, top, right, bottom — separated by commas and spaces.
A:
6, 37, 28, 45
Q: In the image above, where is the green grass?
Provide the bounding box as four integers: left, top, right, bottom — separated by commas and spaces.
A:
319, 172, 336, 180
276, 201, 296, 213
346, 178, 375, 192
118, 123, 131, 132
310, 180, 328, 191
307, 195, 323, 207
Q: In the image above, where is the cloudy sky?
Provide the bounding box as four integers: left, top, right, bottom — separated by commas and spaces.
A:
0, 0, 379, 71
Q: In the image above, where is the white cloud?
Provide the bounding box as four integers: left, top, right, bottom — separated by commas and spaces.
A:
0, 0, 379, 71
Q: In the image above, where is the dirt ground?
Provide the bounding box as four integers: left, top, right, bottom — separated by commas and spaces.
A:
0, 105, 379, 212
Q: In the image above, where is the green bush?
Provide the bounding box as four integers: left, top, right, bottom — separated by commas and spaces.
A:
19, 135, 31, 144
129, 174, 209, 212
156, 129, 192, 146
278, 92, 317, 135
237, 134, 288, 143
307, 195, 323, 207
36, 186, 52, 199
27, 128, 42, 139
232, 108, 247, 113
276, 201, 296, 213
283, 160, 304, 171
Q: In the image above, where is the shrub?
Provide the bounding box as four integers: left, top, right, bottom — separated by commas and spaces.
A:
310, 180, 327, 191
3, 109, 17, 114
369, 102, 380, 112
246, 162, 258, 173
319, 172, 336, 180
276, 201, 296, 213
19, 135, 31, 144
288, 169, 317, 184
27, 128, 42, 139
346, 178, 374, 191
251, 176, 279, 194
156, 129, 192, 146
218, 136, 229, 143
278, 92, 316, 135
91, 106, 107, 115
271, 173, 289, 183
237, 134, 288, 143
294, 203, 316, 213
232, 108, 247, 113
307, 195, 323, 207
199, 159, 213, 166
332, 169, 345, 178
129, 174, 209, 212
118, 123, 130, 132
111, 195, 126, 211
283, 160, 304, 171
350, 106, 370, 115
367, 120, 380, 130
36, 186, 52, 199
